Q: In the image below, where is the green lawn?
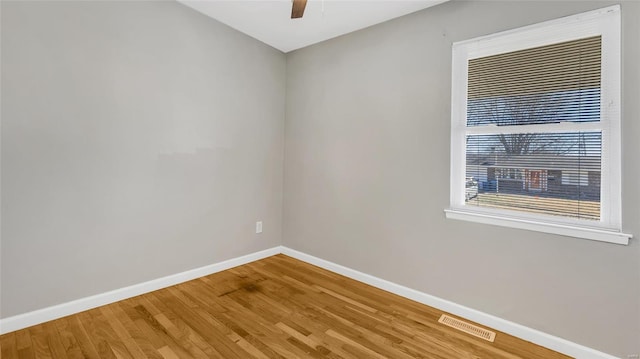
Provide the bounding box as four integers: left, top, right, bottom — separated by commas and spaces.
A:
469, 192, 600, 220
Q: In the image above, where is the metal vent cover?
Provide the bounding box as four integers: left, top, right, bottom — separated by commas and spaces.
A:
438, 314, 496, 342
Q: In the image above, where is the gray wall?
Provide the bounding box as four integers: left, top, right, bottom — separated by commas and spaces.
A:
1, 1, 285, 317
284, 1, 639, 357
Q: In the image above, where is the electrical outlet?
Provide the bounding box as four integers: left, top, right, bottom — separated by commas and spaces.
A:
256, 221, 263, 234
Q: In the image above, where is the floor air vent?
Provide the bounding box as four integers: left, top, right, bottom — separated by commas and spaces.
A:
438, 314, 496, 342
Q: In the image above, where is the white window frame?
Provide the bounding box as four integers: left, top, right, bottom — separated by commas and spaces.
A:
445, 5, 632, 245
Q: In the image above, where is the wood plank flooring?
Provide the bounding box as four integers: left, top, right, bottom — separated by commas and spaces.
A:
0, 254, 570, 358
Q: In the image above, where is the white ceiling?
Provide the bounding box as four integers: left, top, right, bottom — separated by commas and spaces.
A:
178, 0, 447, 53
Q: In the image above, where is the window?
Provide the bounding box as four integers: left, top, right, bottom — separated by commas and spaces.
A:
496, 169, 523, 181
445, 6, 631, 244
562, 170, 589, 186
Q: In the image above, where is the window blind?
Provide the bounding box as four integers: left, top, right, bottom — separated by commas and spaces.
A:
463, 36, 603, 221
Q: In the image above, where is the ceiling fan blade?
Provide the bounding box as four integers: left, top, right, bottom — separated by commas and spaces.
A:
291, 0, 307, 19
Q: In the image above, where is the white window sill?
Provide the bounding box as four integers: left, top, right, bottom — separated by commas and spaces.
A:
444, 209, 632, 245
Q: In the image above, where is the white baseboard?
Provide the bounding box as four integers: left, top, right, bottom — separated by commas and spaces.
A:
280, 246, 619, 359
0, 246, 281, 335
0, 245, 619, 359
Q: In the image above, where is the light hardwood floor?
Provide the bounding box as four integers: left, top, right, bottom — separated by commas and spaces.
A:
0, 254, 570, 358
